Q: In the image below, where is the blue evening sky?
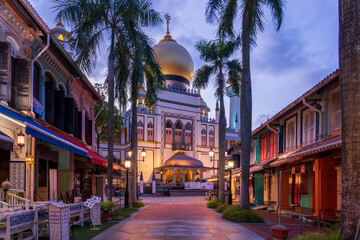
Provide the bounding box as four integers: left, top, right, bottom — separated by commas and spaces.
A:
28, 0, 339, 130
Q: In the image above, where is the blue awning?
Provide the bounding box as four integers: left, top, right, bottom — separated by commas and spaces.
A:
0, 104, 87, 157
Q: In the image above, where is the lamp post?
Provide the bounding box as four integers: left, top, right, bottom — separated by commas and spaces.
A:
228, 160, 234, 205
124, 159, 131, 208
209, 147, 218, 197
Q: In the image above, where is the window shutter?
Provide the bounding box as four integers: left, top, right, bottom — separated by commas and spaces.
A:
45, 81, 55, 124
54, 90, 65, 130
85, 115, 89, 144
0, 42, 11, 102
77, 111, 82, 139
13, 58, 31, 111
88, 119, 92, 145
64, 97, 74, 134
74, 106, 78, 136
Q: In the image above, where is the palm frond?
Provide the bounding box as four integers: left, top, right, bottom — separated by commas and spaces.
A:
214, 72, 225, 99
193, 65, 214, 89
205, 0, 224, 23
266, 0, 285, 31
217, 0, 238, 39
195, 40, 218, 63
226, 59, 241, 95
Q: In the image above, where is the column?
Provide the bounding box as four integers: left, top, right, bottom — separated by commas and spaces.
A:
40, 74, 46, 120
200, 170, 204, 181
192, 170, 195, 182
172, 170, 176, 184
181, 170, 185, 185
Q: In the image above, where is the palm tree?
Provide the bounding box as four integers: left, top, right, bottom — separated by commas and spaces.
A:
53, 0, 162, 201
339, 0, 360, 239
193, 39, 241, 202
206, 0, 285, 209
116, 22, 164, 205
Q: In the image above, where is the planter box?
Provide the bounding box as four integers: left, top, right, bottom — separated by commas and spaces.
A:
271, 225, 290, 239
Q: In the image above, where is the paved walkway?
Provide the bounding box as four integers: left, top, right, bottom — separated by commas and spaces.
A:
92, 196, 263, 240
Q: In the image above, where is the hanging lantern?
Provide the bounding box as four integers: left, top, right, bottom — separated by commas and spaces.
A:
17, 130, 25, 149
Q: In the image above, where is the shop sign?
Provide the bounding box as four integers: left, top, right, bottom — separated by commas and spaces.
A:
291, 166, 296, 174
200, 182, 213, 190
33, 97, 43, 115
300, 164, 306, 174
184, 182, 201, 189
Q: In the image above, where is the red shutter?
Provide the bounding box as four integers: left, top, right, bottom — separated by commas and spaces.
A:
0, 42, 11, 102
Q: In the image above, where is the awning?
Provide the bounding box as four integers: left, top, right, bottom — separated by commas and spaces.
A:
0, 104, 87, 157
42, 123, 122, 171
250, 158, 277, 172
269, 135, 342, 167
0, 130, 13, 151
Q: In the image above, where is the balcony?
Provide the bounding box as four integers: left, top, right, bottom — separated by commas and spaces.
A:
172, 143, 192, 152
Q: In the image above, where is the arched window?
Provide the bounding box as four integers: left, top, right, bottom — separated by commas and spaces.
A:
45, 72, 56, 124
201, 126, 207, 146
138, 120, 144, 140
174, 120, 183, 145
147, 122, 154, 141
165, 120, 173, 144
184, 123, 192, 147
209, 129, 215, 147
33, 62, 41, 102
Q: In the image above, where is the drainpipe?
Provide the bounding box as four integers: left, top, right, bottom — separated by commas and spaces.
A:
266, 123, 278, 134
31, 33, 50, 115
302, 97, 322, 113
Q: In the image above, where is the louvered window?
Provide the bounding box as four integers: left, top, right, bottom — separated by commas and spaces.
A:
0, 42, 11, 102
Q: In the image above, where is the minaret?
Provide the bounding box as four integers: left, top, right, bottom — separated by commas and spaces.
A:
226, 83, 241, 132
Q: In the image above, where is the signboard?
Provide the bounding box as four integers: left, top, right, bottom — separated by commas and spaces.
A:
33, 97, 43, 115
200, 182, 213, 190
291, 166, 296, 175
49, 203, 69, 240
184, 182, 201, 189
84, 196, 101, 227
300, 164, 306, 174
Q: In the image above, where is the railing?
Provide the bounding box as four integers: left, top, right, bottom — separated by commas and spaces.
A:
172, 143, 192, 151
0, 189, 30, 210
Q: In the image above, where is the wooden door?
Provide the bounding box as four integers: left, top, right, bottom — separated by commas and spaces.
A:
336, 166, 342, 210
292, 174, 301, 205
37, 158, 48, 201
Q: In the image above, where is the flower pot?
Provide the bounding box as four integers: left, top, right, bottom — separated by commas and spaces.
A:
102, 210, 111, 220
270, 225, 290, 239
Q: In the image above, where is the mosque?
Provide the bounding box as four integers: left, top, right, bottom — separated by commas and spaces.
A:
99, 15, 240, 192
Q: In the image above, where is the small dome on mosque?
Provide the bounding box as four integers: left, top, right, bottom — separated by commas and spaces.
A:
52, 20, 70, 42
200, 97, 210, 111
153, 14, 194, 86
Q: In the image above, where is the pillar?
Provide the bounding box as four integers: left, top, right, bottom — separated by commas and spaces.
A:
181, 170, 185, 185
192, 170, 195, 182
172, 170, 176, 184
200, 170, 204, 181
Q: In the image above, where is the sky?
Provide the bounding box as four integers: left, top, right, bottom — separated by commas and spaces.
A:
28, 0, 339, 130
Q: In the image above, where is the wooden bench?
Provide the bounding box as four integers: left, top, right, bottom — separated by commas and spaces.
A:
0, 210, 38, 240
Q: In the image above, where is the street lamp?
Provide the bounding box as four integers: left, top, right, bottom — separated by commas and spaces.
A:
124, 159, 131, 208
228, 159, 234, 205
209, 147, 218, 197
128, 150, 132, 158
17, 130, 25, 149
141, 148, 146, 162
209, 147, 214, 160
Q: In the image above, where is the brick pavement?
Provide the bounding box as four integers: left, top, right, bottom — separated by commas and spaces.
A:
92, 196, 263, 240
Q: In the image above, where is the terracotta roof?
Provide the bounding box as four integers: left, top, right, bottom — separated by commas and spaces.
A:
250, 158, 277, 172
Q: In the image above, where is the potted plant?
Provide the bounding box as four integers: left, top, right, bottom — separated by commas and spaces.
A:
270, 225, 290, 239
100, 200, 114, 220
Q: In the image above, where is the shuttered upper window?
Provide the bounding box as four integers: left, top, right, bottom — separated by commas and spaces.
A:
303, 110, 315, 146
332, 91, 341, 133
259, 133, 267, 162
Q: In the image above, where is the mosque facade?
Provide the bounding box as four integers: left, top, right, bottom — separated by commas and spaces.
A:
99, 15, 240, 190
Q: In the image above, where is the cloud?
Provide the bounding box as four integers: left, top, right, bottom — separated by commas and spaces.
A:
29, 0, 339, 130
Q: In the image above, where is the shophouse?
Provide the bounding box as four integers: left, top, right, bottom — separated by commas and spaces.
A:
229, 70, 341, 218
0, 0, 118, 204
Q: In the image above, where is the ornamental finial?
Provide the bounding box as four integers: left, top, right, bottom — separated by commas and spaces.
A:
165, 14, 171, 35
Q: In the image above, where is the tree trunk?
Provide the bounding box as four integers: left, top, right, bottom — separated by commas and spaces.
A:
218, 69, 226, 202
107, 29, 115, 202
339, 0, 360, 238
240, 16, 251, 210
130, 92, 138, 206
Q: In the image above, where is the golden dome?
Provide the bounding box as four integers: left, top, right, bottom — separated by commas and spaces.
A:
153, 14, 194, 84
